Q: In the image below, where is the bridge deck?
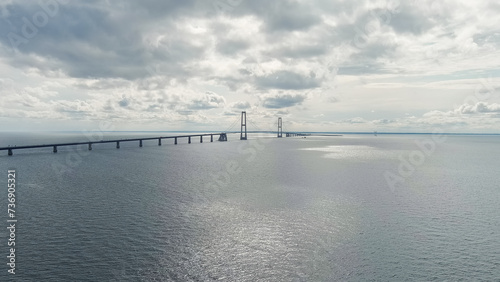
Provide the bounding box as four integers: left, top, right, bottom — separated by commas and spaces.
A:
0, 131, 319, 156
0, 133, 228, 155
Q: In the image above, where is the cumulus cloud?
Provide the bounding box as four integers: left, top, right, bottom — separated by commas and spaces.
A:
231, 101, 251, 109
187, 91, 226, 110
261, 93, 307, 109
372, 119, 396, 125
342, 117, 367, 124
458, 102, 500, 114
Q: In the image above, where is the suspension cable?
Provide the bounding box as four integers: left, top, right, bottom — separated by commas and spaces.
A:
223, 115, 240, 132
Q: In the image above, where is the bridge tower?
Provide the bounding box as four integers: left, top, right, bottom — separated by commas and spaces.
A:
240, 111, 247, 140
278, 117, 283, 138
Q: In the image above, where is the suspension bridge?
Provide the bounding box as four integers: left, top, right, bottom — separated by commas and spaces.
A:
0, 112, 309, 156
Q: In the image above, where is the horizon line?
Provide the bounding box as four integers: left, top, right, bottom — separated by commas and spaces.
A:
1, 130, 499, 135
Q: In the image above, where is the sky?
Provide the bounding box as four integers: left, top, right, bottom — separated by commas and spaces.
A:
0, 0, 499, 133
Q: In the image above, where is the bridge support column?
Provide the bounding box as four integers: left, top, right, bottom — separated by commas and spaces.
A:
211, 135, 213, 142
88, 143, 92, 150
158, 138, 162, 146
240, 111, 247, 140
116, 141, 120, 149
139, 140, 143, 147
8, 149, 13, 156
278, 117, 283, 138
53, 146, 57, 153
218, 133, 227, 141
200, 136, 203, 143
188, 136, 191, 144
174, 137, 177, 145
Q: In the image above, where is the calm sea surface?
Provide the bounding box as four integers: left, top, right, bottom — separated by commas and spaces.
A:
0, 132, 499, 281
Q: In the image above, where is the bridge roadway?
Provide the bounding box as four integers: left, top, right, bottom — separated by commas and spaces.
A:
0, 133, 228, 156
0, 130, 314, 156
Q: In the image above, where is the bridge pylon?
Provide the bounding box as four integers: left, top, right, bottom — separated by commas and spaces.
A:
278, 117, 283, 138
240, 111, 247, 140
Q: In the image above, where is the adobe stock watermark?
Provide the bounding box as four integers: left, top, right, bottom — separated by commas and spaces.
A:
212, 0, 243, 14
201, 137, 272, 202
241, 51, 342, 104
187, 117, 276, 208
461, 76, 498, 110
145, 63, 179, 88
144, 34, 174, 82
384, 73, 498, 193
7, 0, 67, 52
350, 0, 401, 49
52, 120, 115, 180
384, 130, 447, 193
7, 169, 17, 275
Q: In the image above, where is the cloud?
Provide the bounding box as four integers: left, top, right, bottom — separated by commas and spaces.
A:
387, 5, 435, 35
277, 109, 290, 115
216, 38, 250, 56
261, 93, 306, 109
406, 102, 500, 131
256, 70, 319, 90
54, 100, 93, 114
235, 0, 321, 33
422, 102, 500, 119
0, 0, 499, 132
267, 44, 328, 59
118, 97, 129, 108
231, 101, 251, 109
223, 110, 239, 116
0, 1, 209, 80
187, 91, 226, 110
458, 102, 500, 114
372, 119, 396, 125
342, 117, 367, 124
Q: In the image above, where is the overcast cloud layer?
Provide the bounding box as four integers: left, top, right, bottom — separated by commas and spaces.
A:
0, 0, 499, 132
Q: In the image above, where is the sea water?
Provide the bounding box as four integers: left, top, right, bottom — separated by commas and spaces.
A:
0, 132, 499, 281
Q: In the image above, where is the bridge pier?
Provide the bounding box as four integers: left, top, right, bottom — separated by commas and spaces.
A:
200, 136, 203, 143
53, 146, 57, 153
174, 137, 177, 145
88, 143, 92, 150
211, 134, 213, 142
8, 149, 12, 156
188, 136, 191, 144
116, 141, 120, 149
218, 133, 227, 141
139, 140, 143, 147
158, 138, 162, 146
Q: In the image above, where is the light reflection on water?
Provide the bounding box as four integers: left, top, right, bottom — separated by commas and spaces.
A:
301, 144, 402, 160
